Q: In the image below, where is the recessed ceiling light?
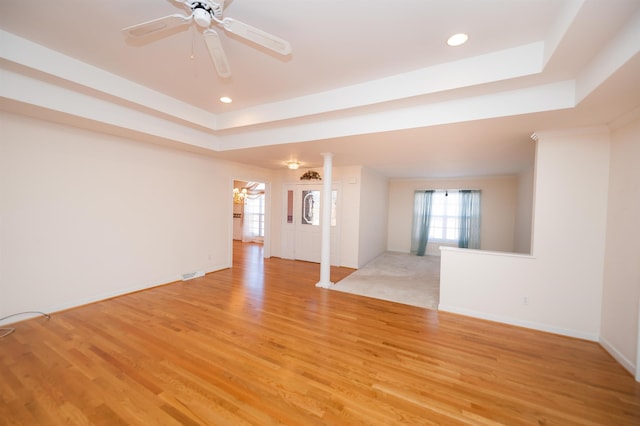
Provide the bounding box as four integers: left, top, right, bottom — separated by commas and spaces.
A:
447, 33, 468, 47
219, 96, 232, 104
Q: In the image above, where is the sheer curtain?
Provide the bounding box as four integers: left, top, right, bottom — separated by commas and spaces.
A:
458, 190, 481, 249
410, 190, 434, 256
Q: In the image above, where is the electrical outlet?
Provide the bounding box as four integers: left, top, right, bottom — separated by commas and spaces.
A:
523, 296, 529, 305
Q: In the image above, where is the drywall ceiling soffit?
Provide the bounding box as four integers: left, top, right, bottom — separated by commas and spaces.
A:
1, 1, 639, 178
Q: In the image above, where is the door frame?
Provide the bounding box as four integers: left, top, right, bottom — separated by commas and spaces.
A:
229, 178, 271, 265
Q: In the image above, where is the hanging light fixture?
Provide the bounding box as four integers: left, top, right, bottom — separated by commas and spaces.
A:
233, 187, 247, 203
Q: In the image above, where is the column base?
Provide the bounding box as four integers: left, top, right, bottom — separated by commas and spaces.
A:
315, 281, 334, 288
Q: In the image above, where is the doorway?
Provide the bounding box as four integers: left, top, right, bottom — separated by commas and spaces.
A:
233, 179, 268, 251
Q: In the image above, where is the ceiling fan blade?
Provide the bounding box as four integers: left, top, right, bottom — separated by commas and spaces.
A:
203, 29, 231, 78
122, 14, 191, 38
221, 17, 292, 55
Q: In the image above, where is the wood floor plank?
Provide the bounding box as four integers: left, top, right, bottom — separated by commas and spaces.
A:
1, 241, 639, 424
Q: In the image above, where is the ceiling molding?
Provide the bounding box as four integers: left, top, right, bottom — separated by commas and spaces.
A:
0, 30, 217, 131
575, 7, 640, 103
216, 42, 546, 130
217, 81, 576, 151
0, 67, 221, 151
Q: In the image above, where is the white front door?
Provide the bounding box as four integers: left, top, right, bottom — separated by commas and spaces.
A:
282, 183, 340, 265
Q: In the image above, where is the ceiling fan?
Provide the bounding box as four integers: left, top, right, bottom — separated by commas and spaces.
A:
122, 0, 292, 78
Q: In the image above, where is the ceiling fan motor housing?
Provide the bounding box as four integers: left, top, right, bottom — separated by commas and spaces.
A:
188, 1, 224, 28
193, 8, 212, 27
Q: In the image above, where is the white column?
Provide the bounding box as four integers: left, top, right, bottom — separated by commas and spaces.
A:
316, 152, 334, 288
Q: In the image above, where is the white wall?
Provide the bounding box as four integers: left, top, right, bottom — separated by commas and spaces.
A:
334, 166, 363, 269
440, 127, 610, 340
357, 167, 389, 268
0, 112, 270, 322
600, 112, 640, 377
514, 165, 535, 253
387, 176, 519, 254
267, 171, 286, 259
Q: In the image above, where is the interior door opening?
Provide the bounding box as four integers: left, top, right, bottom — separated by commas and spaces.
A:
233, 180, 266, 244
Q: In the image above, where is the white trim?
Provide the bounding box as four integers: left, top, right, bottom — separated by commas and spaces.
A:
599, 337, 636, 378
438, 304, 599, 342
637, 297, 640, 382
0, 263, 230, 327
440, 245, 537, 260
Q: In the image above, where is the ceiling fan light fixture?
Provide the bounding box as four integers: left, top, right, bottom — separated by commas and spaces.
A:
193, 8, 212, 28
447, 33, 468, 46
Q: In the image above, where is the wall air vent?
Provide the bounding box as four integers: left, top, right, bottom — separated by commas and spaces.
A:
181, 271, 205, 281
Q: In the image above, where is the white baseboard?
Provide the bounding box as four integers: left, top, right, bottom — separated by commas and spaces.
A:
0, 279, 171, 327
437, 304, 599, 342
0, 266, 226, 327
599, 336, 636, 378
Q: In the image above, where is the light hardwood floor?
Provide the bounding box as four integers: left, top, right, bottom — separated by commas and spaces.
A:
1, 241, 639, 425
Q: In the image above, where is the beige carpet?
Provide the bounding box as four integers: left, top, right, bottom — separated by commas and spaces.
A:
331, 252, 440, 309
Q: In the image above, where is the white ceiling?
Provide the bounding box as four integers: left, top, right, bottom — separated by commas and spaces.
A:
1, 0, 639, 177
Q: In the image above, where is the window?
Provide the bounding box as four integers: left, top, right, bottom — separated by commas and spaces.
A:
411, 189, 481, 255
300, 189, 338, 226
286, 190, 294, 223
244, 194, 265, 239
242, 182, 266, 242
301, 190, 319, 225
428, 190, 460, 243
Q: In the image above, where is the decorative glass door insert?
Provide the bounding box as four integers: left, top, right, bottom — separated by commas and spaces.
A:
301, 190, 320, 225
